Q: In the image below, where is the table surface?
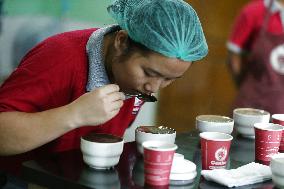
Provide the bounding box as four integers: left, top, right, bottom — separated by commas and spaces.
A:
21, 131, 276, 189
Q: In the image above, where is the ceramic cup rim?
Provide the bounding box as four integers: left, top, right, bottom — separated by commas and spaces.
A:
233, 108, 270, 117
271, 153, 284, 161
199, 132, 233, 141
135, 126, 176, 135
80, 133, 123, 144
254, 123, 284, 131
196, 115, 234, 123
271, 153, 284, 168
272, 114, 284, 122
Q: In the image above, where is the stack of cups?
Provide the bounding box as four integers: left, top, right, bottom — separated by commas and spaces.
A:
271, 114, 284, 152
254, 122, 283, 165
200, 132, 233, 170
142, 140, 177, 187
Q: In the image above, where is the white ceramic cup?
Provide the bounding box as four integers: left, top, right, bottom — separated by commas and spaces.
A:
196, 115, 234, 134
135, 126, 176, 154
80, 133, 124, 169
270, 153, 284, 188
233, 108, 270, 139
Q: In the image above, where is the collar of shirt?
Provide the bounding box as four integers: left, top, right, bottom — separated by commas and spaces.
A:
264, 0, 284, 26
86, 24, 120, 92
264, 0, 284, 12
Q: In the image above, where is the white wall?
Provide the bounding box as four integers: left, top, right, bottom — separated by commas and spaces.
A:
0, 16, 95, 76
123, 102, 157, 142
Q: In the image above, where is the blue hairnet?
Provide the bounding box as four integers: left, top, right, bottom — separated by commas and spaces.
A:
107, 0, 208, 62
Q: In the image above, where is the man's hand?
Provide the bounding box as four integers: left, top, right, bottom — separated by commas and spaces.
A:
68, 84, 125, 128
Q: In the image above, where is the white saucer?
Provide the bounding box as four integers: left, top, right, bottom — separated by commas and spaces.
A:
170, 178, 196, 187
170, 171, 197, 181
89, 165, 113, 170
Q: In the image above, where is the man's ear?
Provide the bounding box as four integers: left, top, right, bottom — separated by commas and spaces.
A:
114, 30, 129, 55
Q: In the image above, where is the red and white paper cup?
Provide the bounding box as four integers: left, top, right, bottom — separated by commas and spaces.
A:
142, 140, 177, 186
272, 114, 284, 152
254, 123, 283, 165
200, 132, 233, 170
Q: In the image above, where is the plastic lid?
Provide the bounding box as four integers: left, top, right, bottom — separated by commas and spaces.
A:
171, 153, 196, 174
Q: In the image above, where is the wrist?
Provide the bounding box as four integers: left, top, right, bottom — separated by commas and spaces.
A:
60, 104, 82, 130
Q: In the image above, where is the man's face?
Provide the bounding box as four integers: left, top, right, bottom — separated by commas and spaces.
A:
111, 50, 192, 95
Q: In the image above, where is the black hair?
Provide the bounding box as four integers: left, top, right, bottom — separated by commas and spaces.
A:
122, 36, 151, 59
115, 26, 151, 58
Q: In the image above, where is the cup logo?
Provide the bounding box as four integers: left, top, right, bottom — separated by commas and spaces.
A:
215, 147, 227, 161
267, 134, 282, 141
270, 44, 284, 75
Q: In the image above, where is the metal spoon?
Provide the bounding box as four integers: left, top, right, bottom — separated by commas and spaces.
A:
125, 93, 157, 102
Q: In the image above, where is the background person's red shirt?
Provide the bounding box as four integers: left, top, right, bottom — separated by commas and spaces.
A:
228, 0, 284, 53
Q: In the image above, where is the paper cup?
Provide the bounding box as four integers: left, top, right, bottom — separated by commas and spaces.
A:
142, 140, 177, 186
254, 123, 283, 165
200, 132, 233, 170
272, 114, 284, 152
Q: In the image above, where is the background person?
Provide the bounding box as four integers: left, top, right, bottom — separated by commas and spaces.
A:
227, 0, 284, 114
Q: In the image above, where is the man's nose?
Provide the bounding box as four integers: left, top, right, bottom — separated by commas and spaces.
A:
144, 78, 163, 93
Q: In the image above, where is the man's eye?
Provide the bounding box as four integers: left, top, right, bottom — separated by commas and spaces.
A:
144, 70, 154, 77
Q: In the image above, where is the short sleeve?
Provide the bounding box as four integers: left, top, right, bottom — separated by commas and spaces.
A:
0, 32, 88, 112
227, 4, 258, 54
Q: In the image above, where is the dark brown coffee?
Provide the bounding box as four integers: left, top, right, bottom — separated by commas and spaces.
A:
82, 133, 122, 143
136, 126, 175, 134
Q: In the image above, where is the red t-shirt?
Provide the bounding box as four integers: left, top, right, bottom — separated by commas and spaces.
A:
0, 28, 144, 175
228, 0, 284, 53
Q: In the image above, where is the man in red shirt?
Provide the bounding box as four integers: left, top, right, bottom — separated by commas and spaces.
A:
227, 0, 284, 114
0, 0, 208, 187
